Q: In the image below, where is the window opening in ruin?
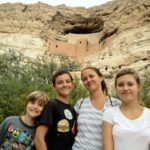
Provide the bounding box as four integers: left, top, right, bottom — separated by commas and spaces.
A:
142, 58, 147, 61
119, 65, 122, 69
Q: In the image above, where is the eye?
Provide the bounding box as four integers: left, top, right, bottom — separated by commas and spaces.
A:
56, 80, 63, 84
82, 77, 87, 81
89, 74, 94, 78
30, 101, 35, 104
127, 82, 134, 86
117, 83, 124, 87
38, 103, 44, 107
66, 79, 72, 83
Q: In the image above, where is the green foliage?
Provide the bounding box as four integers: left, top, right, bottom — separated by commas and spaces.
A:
104, 72, 114, 79
0, 50, 84, 122
70, 76, 88, 106
57, 55, 80, 71
140, 68, 150, 108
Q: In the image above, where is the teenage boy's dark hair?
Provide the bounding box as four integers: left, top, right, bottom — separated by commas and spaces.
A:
52, 70, 73, 86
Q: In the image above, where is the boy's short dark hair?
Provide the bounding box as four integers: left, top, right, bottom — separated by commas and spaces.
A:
52, 70, 73, 86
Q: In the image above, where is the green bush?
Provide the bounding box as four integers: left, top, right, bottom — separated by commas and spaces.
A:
0, 50, 84, 122
70, 76, 88, 105
140, 68, 150, 108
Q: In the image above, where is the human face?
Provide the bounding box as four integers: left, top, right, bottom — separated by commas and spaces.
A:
54, 74, 73, 99
81, 69, 103, 92
25, 100, 44, 119
116, 74, 140, 103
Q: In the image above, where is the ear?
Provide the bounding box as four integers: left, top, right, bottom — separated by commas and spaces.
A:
138, 85, 141, 92
71, 82, 74, 90
100, 77, 103, 82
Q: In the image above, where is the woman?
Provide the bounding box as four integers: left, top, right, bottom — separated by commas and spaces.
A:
102, 68, 150, 150
72, 67, 120, 150
34, 70, 76, 150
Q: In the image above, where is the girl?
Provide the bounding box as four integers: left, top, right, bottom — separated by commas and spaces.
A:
102, 68, 150, 150
72, 67, 120, 150
34, 70, 76, 150
0, 90, 49, 149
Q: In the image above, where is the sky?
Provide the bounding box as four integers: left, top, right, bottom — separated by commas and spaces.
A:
0, 0, 113, 8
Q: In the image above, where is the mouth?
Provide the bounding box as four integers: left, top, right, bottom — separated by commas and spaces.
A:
61, 87, 72, 91
121, 92, 131, 95
30, 109, 40, 114
87, 82, 94, 86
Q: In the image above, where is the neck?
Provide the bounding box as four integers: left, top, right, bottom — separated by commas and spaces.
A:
90, 90, 107, 102
120, 101, 144, 120
21, 115, 36, 126
120, 101, 142, 111
58, 96, 69, 104
89, 90, 108, 110
90, 92, 107, 105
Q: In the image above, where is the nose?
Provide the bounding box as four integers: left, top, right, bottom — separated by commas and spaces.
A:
62, 81, 68, 86
86, 77, 92, 82
33, 103, 39, 109
123, 84, 129, 90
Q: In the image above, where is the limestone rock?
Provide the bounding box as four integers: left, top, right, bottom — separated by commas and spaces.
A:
0, 0, 149, 73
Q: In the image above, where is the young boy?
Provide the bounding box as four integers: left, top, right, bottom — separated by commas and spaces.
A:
0, 90, 49, 150
34, 70, 76, 150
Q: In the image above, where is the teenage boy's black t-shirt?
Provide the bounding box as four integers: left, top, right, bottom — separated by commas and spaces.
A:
38, 99, 76, 150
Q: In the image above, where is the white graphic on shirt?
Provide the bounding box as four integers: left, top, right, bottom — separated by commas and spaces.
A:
64, 109, 73, 120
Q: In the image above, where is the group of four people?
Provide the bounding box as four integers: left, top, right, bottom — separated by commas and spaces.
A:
0, 67, 150, 150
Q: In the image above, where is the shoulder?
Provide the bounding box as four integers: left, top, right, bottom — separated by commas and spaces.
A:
103, 106, 119, 123
145, 107, 150, 111
140, 107, 150, 125
40, 100, 57, 115
110, 97, 121, 106
1, 116, 19, 125
4, 116, 19, 122
75, 97, 89, 106
105, 97, 121, 107
105, 106, 119, 115
74, 97, 89, 112
144, 107, 150, 116
45, 99, 58, 107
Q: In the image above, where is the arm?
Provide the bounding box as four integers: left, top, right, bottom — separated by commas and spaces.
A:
102, 121, 114, 150
34, 125, 49, 150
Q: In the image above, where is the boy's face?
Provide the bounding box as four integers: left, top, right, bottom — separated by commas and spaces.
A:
54, 74, 73, 99
25, 100, 44, 119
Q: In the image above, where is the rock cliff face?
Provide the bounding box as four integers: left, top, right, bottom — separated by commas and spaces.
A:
0, 0, 149, 73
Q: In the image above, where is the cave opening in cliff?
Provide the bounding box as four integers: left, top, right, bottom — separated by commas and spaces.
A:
64, 26, 102, 34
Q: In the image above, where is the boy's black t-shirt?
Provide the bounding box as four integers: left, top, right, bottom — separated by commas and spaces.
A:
38, 99, 76, 150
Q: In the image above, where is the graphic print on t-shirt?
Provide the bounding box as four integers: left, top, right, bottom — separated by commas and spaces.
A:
57, 119, 69, 132
64, 109, 73, 120
1, 124, 34, 150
